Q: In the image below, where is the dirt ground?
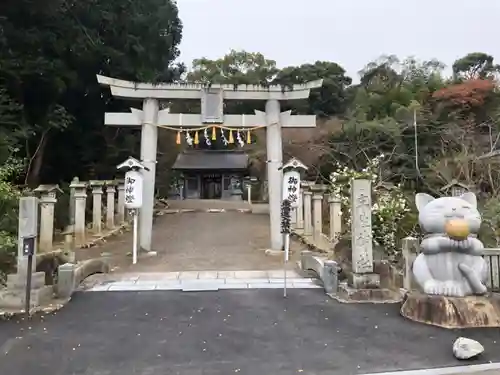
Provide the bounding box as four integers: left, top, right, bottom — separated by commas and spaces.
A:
76, 210, 303, 273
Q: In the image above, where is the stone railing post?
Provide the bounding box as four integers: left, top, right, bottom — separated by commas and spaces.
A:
328, 193, 342, 242
90, 181, 104, 234
311, 185, 325, 243
116, 179, 125, 225
34, 184, 62, 252
402, 237, 419, 290
105, 181, 116, 229
296, 185, 304, 229
70, 180, 87, 245
303, 189, 313, 236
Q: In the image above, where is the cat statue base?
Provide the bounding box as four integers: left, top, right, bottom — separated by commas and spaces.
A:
401, 292, 500, 329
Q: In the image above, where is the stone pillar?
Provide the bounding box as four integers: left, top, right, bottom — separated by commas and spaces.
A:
246, 185, 252, 205
90, 181, 104, 234
303, 190, 313, 236
34, 185, 61, 252
71, 180, 87, 245
402, 237, 419, 290
328, 194, 342, 241
5, 197, 53, 310
105, 181, 116, 229
69, 177, 78, 228
351, 179, 378, 288
296, 185, 304, 229
116, 179, 125, 224
323, 260, 339, 294
139, 98, 159, 252
265, 99, 284, 250
312, 190, 324, 243
17, 196, 38, 275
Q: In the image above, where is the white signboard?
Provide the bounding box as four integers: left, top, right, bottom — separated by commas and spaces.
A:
282, 170, 301, 208
124, 170, 143, 209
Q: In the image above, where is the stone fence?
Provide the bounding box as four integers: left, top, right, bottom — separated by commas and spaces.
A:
34, 177, 129, 253
290, 181, 341, 252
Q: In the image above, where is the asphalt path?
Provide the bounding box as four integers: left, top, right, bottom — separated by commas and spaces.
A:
0, 289, 499, 375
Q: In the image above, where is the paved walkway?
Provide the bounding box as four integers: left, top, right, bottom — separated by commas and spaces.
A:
81, 270, 321, 291
1, 289, 499, 375
77, 209, 303, 273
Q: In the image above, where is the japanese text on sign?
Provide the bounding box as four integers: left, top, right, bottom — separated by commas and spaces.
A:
282, 170, 301, 208
124, 170, 143, 209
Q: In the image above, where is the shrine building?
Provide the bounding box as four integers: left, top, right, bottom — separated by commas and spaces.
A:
172, 150, 249, 200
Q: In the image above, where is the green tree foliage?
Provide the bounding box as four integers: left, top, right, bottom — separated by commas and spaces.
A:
452, 52, 500, 80
0, 0, 184, 185
275, 61, 352, 116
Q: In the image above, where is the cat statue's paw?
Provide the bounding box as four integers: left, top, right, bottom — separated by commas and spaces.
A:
441, 281, 464, 297
423, 280, 443, 295
423, 280, 464, 297
439, 236, 475, 251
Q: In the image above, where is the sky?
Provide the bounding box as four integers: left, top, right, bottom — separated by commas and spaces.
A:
176, 0, 500, 80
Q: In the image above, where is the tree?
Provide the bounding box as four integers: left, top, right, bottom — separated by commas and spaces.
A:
275, 61, 352, 116
452, 52, 500, 80
187, 50, 279, 85
0, 0, 184, 185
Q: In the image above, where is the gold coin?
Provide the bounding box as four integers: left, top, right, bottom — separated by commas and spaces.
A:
445, 219, 470, 240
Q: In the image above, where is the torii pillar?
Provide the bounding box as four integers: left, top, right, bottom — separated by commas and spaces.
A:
97, 75, 323, 252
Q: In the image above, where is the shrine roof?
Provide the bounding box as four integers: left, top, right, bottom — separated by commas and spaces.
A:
172, 151, 249, 171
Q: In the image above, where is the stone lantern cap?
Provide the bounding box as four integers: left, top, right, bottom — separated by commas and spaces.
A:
89, 180, 106, 186
69, 177, 87, 189
309, 184, 327, 193
300, 180, 314, 188
281, 157, 308, 171
34, 184, 63, 194
116, 156, 148, 171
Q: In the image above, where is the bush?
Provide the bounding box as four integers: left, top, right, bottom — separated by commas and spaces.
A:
0, 154, 24, 281
329, 154, 417, 260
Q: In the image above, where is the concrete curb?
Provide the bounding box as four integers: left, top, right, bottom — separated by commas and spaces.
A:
362, 362, 500, 375
300, 251, 339, 294
56, 258, 111, 299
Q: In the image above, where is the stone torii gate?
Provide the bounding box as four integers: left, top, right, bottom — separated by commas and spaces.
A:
97, 75, 323, 252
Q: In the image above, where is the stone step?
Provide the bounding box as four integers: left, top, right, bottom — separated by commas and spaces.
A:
86, 278, 322, 292
6, 272, 46, 290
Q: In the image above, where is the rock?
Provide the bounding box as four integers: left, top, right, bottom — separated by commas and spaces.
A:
453, 337, 484, 360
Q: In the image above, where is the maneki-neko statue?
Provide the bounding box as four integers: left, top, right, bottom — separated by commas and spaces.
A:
412, 192, 487, 297
401, 192, 500, 329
